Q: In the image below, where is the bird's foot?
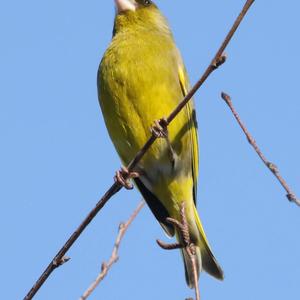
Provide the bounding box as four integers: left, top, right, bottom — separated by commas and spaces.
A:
151, 118, 169, 138
114, 166, 139, 190
156, 203, 199, 299
156, 202, 192, 250
151, 118, 176, 167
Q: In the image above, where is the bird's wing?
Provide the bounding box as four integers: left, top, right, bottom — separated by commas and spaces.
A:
134, 177, 175, 236
178, 64, 199, 204
133, 62, 199, 237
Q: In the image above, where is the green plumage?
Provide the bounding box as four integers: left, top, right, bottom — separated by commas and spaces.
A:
98, 1, 223, 287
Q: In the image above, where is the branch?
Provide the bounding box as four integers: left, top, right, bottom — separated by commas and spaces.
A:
79, 201, 145, 300
189, 250, 200, 300
23, 1, 255, 299
221, 92, 300, 206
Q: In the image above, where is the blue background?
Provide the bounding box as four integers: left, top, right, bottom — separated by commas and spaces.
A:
1, 1, 299, 299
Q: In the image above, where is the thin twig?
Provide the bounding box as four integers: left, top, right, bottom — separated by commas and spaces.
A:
23, 2, 254, 299
80, 201, 145, 300
188, 245, 200, 300
166, 0, 255, 125
23, 183, 122, 300
221, 92, 300, 206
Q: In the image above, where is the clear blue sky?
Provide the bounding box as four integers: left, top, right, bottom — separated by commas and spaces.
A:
1, 1, 299, 299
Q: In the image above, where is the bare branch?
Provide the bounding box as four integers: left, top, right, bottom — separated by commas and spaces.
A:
23, 2, 255, 299
166, 0, 255, 125
188, 245, 200, 300
221, 92, 300, 206
80, 201, 145, 300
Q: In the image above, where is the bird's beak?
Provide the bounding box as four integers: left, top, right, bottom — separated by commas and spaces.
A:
114, 0, 137, 13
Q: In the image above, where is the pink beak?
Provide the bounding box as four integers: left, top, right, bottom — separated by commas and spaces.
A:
114, 0, 136, 13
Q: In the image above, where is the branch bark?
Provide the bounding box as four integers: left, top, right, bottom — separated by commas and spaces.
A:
23, 1, 255, 299
221, 92, 299, 206
79, 201, 145, 300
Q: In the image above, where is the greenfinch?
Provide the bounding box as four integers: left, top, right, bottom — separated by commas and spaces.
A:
98, 0, 223, 287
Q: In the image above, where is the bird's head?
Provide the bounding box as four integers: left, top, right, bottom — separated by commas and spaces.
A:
114, 0, 155, 14
113, 0, 170, 35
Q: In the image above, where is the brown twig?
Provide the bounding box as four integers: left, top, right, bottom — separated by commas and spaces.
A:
188, 246, 200, 300
79, 201, 145, 300
157, 203, 200, 300
23, 1, 254, 299
221, 92, 300, 206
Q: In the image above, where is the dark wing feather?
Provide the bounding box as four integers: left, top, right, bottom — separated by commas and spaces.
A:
134, 178, 175, 236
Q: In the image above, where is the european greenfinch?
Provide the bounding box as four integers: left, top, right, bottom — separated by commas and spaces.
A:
98, 0, 223, 287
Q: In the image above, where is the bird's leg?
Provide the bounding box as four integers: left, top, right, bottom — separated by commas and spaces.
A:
156, 203, 200, 300
156, 203, 192, 250
114, 166, 139, 190
151, 117, 176, 167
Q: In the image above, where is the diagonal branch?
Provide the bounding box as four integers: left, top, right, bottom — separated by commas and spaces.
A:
79, 201, 145, 300
221, 92, 299, 206
23, 1, 255, 299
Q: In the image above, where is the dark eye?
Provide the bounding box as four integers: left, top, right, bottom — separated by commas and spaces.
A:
136, 0, 152, 7
143, 0, 152, 6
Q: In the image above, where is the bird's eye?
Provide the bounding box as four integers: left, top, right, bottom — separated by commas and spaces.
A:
139, 0, 151, 6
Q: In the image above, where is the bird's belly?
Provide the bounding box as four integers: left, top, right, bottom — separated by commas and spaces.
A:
98, 39, 195, 211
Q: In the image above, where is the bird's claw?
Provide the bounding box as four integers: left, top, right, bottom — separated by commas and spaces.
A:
150, 118, 169, 138
114, 166, 139, 190
156, 203, 193, 250
151, 118, 176, 167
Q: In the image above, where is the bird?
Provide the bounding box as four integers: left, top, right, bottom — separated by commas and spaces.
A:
97, 0, 223, 287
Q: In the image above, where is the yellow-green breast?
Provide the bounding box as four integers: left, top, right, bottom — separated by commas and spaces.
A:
98, 6, 198, 221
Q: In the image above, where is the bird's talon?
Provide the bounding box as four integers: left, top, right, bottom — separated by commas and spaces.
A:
157, 203, 194, 251
151, 118, 168, 138
114, 167, 139, 190
156, 239, 183, 250
151, 118, 176, 167
159, 117, 169, 128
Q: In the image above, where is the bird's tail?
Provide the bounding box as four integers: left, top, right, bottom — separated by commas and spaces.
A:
181, 204, 224, 288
